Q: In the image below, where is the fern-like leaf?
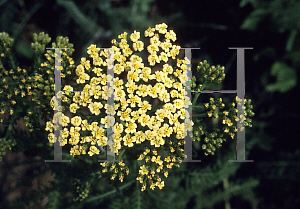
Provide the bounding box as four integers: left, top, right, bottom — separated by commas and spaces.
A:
265, 61, 297, 93
57, 0, 104, 36
47, 190, 61, 209
131, 181, 143, 209
108, 197, 123, 209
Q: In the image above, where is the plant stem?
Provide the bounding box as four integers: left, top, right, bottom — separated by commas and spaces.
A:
4, 108, 21, 139
77, 110, 89, 120
8, 53, 16, 70
192, 105, 205, 110
118, 119, 125, 126
192, 93, 201, 106
192, 113, 207, 118
88, 112, 106, 121
0, 58, 6, 73
223, 177, 231, 209
116, 148, 126, 161
286, 29, 297, 52
85, 180, 135, 203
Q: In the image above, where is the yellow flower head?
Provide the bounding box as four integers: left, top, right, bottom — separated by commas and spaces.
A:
71, 116, 82, 127
155, 23, 168, 34
118, 32, 128, 40
130, 30, 140, 42
145, 27, 155, 37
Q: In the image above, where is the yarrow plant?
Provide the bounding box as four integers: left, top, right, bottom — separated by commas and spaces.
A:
43, 23, 255, 193
0, 23, 255, 196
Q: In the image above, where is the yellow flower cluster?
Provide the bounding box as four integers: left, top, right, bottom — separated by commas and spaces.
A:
136, 149, 176, 191
46, 23, 194, 191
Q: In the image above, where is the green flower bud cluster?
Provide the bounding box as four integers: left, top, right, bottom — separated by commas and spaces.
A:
192, 123, 206, 142
0, 32, 76, 160
217, 96, 255, 140
197, 96, 255, 156
192, 118, 225, 156
0, 67, 28, 116
192, 116, 226, 156
0, 68, 49, 132
51, 36, 75, 56
72, 178, 90, 202
24, 35, 76, 130
204, 97, 226, 119
192, 106, 224, 155
41, 36, 76, 84
17, 71, 46, 132
0, 32, 14, 58
0, 66, 39, 159
31, 32, 51, 54
201, 130, 225, 156
164, 139, 186, 160
191, 76, 204, 92
24, 114, 35, 132
0, 137, 17, 161
196, 60, 225, 84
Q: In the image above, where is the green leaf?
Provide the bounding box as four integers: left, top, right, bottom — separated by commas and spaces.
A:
283, 50, 300, 66
131, 181, 142, 209
239, 0, 253, 8
240, 9, 268, 31
47, 191, 60, 209
253, 47, 276, 61
85, 180, 134, 203
57, 0, 104, 36
108, 197, 123, 209
286, 29, 297, 52
240, 16, 260, 31
196, 178, 259, 208
12, 3, 42, 41
265, 61, 297, 93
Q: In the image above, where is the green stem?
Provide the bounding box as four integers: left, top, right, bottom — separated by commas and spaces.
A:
146, 188, 175, 205
12, 3, 42, 40
77, 110, 89, 120
286, 29, 297, 52
223, 177, 231, 209
118, 119, 125, 126
35, 54, 41, 70
4, 108, 21, 139
85, 180, 135, 203
116, 147, 126, 161
37, 55, 41, 65
8, 53, 16, 70
88, 112, 106, 121
0, 58, 6, 73
192, 93, 201, 106
70, 84, 86, 88
192, 105, 205, 110
192, 113, 207, 118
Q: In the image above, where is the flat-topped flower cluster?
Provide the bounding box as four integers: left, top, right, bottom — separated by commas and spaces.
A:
45, 23, 193, 191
